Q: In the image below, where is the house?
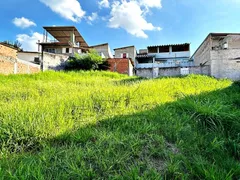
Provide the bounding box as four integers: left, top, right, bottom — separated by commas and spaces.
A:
0, 43, 40, 74
39, 26, 89, 56
136, 43, 193, 78
90, 43, 113, 58
192, 33, 240, 81
114, 46, 137, 61
36, 26, 89, 70
107, 58, 134, 76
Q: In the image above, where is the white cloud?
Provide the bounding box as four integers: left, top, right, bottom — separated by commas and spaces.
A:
108, 0, 161, 38
16, 32, 43, 51
139, 0, 162, 8
39, 0, 85, 22
99, 0, 110, 8
87, 12, 98, 25
12, 17, 36, 29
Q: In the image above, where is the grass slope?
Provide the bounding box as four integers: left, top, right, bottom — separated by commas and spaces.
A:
0, 71, 239, 179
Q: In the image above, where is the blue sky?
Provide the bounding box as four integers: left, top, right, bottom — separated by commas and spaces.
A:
0, 0, 240, 54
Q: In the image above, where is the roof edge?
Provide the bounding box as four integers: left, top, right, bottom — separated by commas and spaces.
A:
114, 45, 135, 50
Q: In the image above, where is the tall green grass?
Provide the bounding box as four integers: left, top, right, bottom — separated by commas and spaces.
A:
0, 71, 239, 179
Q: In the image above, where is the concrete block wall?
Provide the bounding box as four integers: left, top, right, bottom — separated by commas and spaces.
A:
91, 44, 113, 58
136, 66, 210, 78
194, 35, 211, 66
227, 35, 240, 49
114, 46, 136, 61
42, 52, 69, 71
189, 66, 210, 76
136, 68, 153, 78
211, 49, 240, 81
159, 67, 180, 77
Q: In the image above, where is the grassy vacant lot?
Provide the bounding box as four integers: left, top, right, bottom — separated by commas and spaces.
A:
0, 71, 239, 179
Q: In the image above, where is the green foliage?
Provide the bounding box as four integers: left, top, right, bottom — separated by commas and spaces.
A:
65, 49, 109, 70
0, 72, 239, 179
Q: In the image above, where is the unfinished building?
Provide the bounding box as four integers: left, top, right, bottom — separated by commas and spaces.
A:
136, 43, 193, 78
192, 33, 240, 81
90, 43, 113, 58
39, 26, 89, 56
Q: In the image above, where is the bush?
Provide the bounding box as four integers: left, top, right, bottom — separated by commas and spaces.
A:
65, 49, 110, 71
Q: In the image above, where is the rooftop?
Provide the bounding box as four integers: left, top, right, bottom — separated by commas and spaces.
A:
191, 32, 240, 59
114, 45, 135, 50
90, 43, 109, 48
43, 26, 88, 48
148, 43, 190, 48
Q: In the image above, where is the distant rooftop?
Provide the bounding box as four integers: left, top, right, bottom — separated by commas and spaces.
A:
90, 43, 108, 48
114, 45, 135, 50
210, 33, 240, 37
43, 26, 88, 48
148, 43, 190, 48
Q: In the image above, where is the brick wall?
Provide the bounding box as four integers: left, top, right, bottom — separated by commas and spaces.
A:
17, 60, 40, 74
107, 58, 130, 75
0, 58, 15, 74
0, 58, 40, 75
0, 44, 17, 59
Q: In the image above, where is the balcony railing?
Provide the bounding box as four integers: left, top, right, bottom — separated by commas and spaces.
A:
148, 51, 190, 59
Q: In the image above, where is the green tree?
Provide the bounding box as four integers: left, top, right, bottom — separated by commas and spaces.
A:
65, 49, 109, 71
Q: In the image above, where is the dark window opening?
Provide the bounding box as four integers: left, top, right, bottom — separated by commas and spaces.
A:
137, 58, 153, 64
172, 45, 189, 52
44, 48, 55, 53
66, 48, 69, 53
159, 46, 169, 53
148, 47, 158, 53
123, 53, 127, 58
34, 57, 40, 64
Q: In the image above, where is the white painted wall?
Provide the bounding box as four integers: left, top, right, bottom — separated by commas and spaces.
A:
148, 51, 190, 59
17, 52, 40, 63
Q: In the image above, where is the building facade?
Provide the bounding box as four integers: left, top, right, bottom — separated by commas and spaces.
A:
135, 43, 193, 78
39, 26, 89, 57
90, 43, 113, 58
107, 58, 134, 76
0, 43, 40, 75
114, 46, 137, 61
192, 33, 240, 81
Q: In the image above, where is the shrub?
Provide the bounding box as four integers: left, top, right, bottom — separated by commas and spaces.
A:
65, 49, 110, 71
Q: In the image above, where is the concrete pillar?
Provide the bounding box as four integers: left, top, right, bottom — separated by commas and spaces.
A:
169, 46, 172, 54
152, 57, 155, 78
14, 61, 18, 74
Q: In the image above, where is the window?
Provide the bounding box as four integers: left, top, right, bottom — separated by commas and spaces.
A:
159, 46, 169, 53
123, 53, 127, 58
44, 48, 55, 53
172, 45, 189, 52
148, 47, 158, 53
66, 48, 69, 53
